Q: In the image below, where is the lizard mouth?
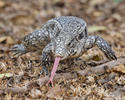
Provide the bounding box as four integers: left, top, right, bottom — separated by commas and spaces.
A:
55, 55, 63, 60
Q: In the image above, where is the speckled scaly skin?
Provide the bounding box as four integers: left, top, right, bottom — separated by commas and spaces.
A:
10, 16, 117, 75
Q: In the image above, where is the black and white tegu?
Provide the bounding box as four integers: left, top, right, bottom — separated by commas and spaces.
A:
10, 16, 117, 86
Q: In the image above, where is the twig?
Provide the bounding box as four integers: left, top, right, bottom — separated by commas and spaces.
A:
0, 73, 73, 94
77, 56, 125, 76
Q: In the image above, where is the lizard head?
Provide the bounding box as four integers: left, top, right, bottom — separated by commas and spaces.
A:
54, 31, 87, 60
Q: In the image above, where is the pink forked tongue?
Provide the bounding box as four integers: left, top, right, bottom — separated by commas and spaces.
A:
46, 56, 61, 87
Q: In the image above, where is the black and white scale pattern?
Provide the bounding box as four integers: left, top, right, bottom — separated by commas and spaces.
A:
10, 16, 117, 75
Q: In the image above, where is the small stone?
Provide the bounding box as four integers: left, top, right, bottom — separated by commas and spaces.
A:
30, 88, 42, 98
87, 76, 95, 83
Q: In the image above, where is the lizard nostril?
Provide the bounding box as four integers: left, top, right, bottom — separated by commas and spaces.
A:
55, 52, 63, 58
55, 48, 65, 58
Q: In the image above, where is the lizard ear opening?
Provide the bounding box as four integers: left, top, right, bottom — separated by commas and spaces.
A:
84, 26, 88, 38
78, 32, 84, 40
47, 20, 62, 29
77, 26, 88, 40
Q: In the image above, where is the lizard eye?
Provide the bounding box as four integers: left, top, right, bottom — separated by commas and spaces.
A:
67, 42, 72, 46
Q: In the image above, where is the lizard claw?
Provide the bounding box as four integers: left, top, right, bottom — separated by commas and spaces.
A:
95, 36, 117, 61
10, 44, 26, 57
104, 50, 117, 61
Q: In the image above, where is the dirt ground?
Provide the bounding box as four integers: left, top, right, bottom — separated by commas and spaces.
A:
0, 0, 125, 99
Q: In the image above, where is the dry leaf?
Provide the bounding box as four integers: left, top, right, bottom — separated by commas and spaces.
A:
13, 16, 34, 25
82, 49, 103, 61
0, 1, 6, 8
89, 0, 106, 6
112, 13, 122, 21
112, 64, 125, 73
88, 26, 106, 33
0, 36, 14, 44
93, 11, 103, 17
0, 62, 6, 71
0, 73, 13, 78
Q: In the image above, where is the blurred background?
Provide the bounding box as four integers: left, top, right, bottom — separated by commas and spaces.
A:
0, 0, 125, 99
0, 0, 125, 56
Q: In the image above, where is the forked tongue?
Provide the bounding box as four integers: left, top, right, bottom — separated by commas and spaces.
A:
50, 56, 61, 79
47, 56, 61, 86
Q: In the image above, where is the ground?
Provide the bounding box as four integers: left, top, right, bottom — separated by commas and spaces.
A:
0, 0, 125, 99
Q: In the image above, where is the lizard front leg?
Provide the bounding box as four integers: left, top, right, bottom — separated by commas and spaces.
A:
10, 28, 50, 57
84, 35, 117, 60
41, 52, 52, 76
40, 44, 53, 76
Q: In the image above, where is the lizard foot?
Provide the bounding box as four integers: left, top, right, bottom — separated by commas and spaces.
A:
10, 44, 26, 57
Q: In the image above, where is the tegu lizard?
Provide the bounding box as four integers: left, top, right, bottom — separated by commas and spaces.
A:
10, 16, 117, 86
